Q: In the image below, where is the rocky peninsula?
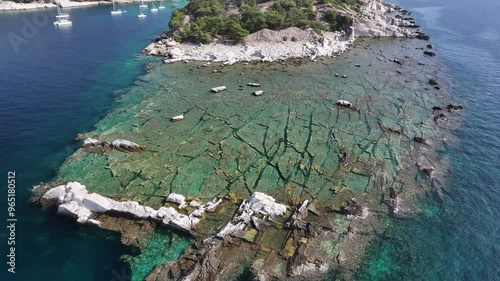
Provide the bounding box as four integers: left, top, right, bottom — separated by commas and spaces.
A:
144, 0, 426, 64
32, 0, 459, 280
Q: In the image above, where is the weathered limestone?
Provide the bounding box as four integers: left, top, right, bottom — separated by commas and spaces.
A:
82, 138, 101, 147
112, 139, 141, 151
165, 193, 187, 208
239, 192, 287, 219
41, 182, 222, 233
336, 100, 353, 107
81, 137, 143, 152
353, 0, 417, 37
171, 114, 185, 121
211, 86, 227, 93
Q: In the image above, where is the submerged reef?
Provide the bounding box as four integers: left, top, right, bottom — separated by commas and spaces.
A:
34, 35, 463, 280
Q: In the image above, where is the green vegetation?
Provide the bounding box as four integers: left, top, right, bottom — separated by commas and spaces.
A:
324, 9, 353, 32
169, 0, 358, 43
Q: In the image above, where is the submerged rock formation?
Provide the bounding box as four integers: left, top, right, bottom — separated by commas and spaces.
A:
145, 193, 343, 281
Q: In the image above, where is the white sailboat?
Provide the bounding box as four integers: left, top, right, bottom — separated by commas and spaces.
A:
54, 6, 72, 26
151, 2, 158, 12
139, 0, 147, 8
138, 5, 147, 18
158, 2, 166, 9
110, 1, 122, 15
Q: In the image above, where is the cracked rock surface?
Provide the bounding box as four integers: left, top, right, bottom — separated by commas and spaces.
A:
47, 37, 452, 280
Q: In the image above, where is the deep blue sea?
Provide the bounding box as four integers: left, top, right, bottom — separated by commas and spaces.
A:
356, 0, 500, 280
0, 0, 499, 280
0, 3, 185, 280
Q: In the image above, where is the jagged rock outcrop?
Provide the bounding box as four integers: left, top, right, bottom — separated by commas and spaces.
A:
40, 182, 222, 233
112, 139, 142, 151
81, 137, 143, 152
353, 0, 417, 37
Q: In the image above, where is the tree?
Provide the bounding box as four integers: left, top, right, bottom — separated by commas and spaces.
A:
227, 21, 250, 40
265, 10, 285, 30
240, 4, 267, 33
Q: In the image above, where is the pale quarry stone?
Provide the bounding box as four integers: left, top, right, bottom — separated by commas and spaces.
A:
111, 139, 141, 150
83, 138, 100, 146
211, 86, 227, 93
42, 182, 222, 233
166, 193, 187, 208
171, 114, 184, 121
42, 184, 66, 204
82, 193, 114, 213
239, 192, 287, 218
336, 100, 352, 107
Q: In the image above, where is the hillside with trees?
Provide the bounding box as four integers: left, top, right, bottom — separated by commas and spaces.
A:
169, 0, 362, 43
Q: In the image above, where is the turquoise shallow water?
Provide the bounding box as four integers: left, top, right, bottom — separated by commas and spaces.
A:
356, 0, 500, 280
0, 3, 187, 281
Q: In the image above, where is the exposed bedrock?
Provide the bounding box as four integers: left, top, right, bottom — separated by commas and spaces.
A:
144, 0, 421, 64
40, 182, 222, 234
144, 193, 346, 281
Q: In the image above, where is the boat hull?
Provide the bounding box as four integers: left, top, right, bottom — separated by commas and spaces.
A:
54, 21, 72, 26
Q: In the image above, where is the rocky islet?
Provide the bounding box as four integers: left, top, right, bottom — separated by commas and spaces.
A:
33, 1, 465, 280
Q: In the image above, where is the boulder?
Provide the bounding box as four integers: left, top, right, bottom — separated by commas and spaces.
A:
166, 193, 187, 208
423, 51, 436, 57
415, 32, 430, 40
112, 139, 141, 151
239, 192, 287, 219
446, 104, 464, 112
422, 167, 434, 178
392, 58, 403, 65
171, 114, 184, 121
41, 184, 66, 205
413, 136, 427, 144
428, 79, 439, 86
82, 138, 101, 147
336, 100, 352, 108
211, 86, 227, 93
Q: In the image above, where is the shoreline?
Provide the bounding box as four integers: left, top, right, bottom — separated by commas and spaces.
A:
144, 0, 427, 65
34, 34, 456, 280
0, 0, 167, 11
28, 0, 458, 279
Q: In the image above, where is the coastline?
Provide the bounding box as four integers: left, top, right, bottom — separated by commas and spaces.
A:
35, 34, 454, 280
0, 0, 166, 11
27, 0, 459, 280
144, 0, 425, 65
